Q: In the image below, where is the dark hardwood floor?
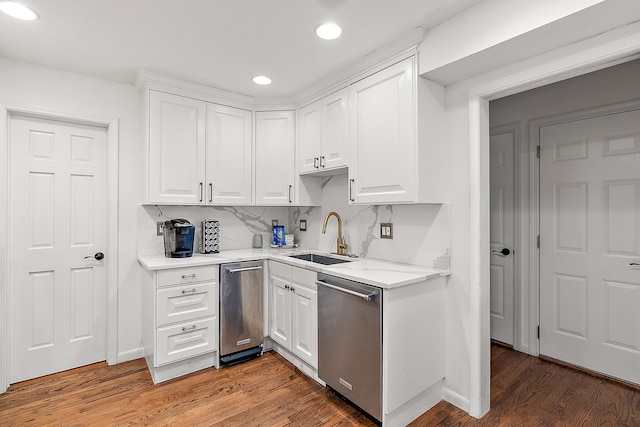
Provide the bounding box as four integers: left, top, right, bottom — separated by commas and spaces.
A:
1, 345, 639, 426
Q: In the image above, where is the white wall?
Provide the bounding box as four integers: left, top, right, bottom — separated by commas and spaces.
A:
0, 57, 144, 362
291, 174, 450, 268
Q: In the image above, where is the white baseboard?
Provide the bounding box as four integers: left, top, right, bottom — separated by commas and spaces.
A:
443, 386, 470, 413
116, 347, 145, 364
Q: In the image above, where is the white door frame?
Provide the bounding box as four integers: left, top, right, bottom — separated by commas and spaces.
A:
0, 104, 119, 393
467, 30, 640, 417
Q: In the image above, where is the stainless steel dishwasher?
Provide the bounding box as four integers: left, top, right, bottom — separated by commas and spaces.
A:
219, 260, 264, 365
317, 273, 382, 422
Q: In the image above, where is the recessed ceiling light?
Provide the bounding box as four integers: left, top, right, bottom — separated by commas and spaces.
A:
0, 1, 38, 20
316, 23, 342, 40
252, 75, 272, 85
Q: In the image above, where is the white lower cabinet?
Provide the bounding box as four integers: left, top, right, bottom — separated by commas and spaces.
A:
269, 261, 317, 370
142, 265, 219, 384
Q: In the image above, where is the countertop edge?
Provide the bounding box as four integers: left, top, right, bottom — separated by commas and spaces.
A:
137, 250, 450, 289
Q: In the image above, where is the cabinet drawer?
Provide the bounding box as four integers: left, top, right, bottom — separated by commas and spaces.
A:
156, 317, 216, 366
292, 266, 316, 290
270, 261, 291, 279
157, 282, 216, 326
157, 265, 217, 287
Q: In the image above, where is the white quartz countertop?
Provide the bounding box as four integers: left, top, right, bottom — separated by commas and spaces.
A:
137, 248, 449, 289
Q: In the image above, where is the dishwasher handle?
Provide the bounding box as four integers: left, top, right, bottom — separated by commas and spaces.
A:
227, 265, 263, 274
316, 280, 377, 301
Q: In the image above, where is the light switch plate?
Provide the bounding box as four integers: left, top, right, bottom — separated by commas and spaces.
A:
272, 219, 278, 226
156, 221, 164, 236
300, 219, 307, 231
380, 223, 393, 239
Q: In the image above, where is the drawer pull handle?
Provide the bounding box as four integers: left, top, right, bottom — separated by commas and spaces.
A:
182, 325, 197, 331
181, 288, 197, 294
181, 274, 197, 279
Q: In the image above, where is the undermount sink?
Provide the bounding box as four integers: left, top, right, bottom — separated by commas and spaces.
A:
289, 253, 351, 265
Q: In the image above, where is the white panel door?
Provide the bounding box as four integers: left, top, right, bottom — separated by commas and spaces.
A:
297, 101, 322, 174
254, 111, 295, 205
540, 109, 640, 384
489, 129, 515, 345
348, 57, 415, 204
148, 91, 206, 204
205, 104, 252, 205
321, 88, 348, 171
291, 285, 317, 368
9, 115, 108, 383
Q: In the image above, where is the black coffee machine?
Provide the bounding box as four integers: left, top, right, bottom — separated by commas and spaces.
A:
163, 219, 195, 258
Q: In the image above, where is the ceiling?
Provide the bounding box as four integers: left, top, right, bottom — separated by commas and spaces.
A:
0, 0, 484, 98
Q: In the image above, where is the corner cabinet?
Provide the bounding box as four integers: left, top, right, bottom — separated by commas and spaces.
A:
348, 56, 445, 204
146, 90, 253, 205
269, 261, 318, 372
141, 265, 219, 384
297, 88, 348, 174
254, 111, 295, 206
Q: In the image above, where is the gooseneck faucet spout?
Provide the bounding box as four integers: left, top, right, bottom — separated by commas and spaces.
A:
322, 211, 348, 256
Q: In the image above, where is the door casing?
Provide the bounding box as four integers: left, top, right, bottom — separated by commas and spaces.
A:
0, 104, 119, 393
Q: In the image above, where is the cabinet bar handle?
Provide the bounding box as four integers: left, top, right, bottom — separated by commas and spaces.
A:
288, 184, 293, 204
290, 287, 295, 292
349, 178, 355, 202
320, 156, 325, 168
181, 274, 197, 279
316, 280, 377, 301
199, 182, 203, 202
209, 183, 213, 203
181, 288, 197, 294
182, 325, 197, 331
227, 266, 263, 273
285, 284, 290, 290
314, 157, 319, 168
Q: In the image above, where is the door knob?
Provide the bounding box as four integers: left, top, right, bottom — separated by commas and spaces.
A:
84, 252, 105, 261
491, 248, 511, 256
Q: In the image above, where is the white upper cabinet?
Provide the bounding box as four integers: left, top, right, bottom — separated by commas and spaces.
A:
205, 104, 252, 205
297, 101, 322, 174
148, 91, 206, 204
255, 111, 295, 206
348, 56, 444, 204
296, 88, 348, 175
321, 88, 349, 171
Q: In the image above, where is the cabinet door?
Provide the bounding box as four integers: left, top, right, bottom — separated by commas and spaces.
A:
321, 88, 348, 171
348, 58, 416, 204
291, 284, 317, 368
255, 111, 295, 205
270, 275, 292, 348
149, 91, 206, 204
206, 104, 253, 205
297, 101, 322, 174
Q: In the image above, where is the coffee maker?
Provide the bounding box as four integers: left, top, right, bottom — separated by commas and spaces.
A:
163, 219, 195, 258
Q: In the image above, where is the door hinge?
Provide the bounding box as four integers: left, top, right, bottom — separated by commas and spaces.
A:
537, 145, 540, 158
537, 235, 540, 248
537, 325, 540, 339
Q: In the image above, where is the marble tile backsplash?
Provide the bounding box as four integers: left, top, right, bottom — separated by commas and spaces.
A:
137, 175, 450, 268
137, 205, 289, 256
291, 174, 450, 268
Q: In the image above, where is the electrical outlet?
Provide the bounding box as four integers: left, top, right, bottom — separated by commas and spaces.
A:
272, 219, 279, 227
380, 223, 393, 239
156, 221, 164, 236
300, 219, 307, 231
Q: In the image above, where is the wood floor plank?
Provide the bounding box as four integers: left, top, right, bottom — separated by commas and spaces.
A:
1, 346, 639, 426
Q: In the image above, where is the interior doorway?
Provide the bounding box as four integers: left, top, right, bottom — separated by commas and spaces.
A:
488, 59, 640, 383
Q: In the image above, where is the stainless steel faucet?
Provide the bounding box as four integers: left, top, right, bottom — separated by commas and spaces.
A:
322, 211, 348, 256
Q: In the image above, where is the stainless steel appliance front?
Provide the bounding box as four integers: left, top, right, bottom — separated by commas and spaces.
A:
317, 273, 382, 422
219, 260, 264, 365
